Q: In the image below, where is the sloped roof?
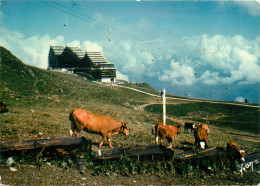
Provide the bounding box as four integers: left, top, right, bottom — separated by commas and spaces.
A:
50, 46, 64, 55
86, 52, 108, 63
66, 47, 85, 59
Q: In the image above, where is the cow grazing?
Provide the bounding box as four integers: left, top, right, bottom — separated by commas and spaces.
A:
69, 109, 129, 149
226, 141, 245, 162
154, 122, 181, 149
184, 122, 195, 133
194, 123, 209, 149
0, 101, 8, 114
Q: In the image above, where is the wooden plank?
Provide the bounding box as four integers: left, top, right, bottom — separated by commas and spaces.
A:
93, 144, 174, 160
0, 137, 90, 151
175, 147, 218, 159
243, 152, 260, 164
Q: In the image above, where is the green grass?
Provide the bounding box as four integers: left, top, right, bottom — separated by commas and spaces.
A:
1, 46, 260, 185
145, 102, 260, 134
0, 45, 259, 153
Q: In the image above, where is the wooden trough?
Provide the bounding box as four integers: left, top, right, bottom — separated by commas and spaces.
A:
91, 143, 174, 160
1, 137, 259, 176
0, 137, 91, 158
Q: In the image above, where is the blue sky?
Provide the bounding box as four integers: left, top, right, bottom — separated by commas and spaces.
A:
0, 0, 260, 103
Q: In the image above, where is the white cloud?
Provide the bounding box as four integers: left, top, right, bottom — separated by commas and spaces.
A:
82, 41, 103, 52
0, 26, 65, 69
67, 40, 81, 48
236, 0, 260, 16
116, 71, 129, 81
159, 59, 196, 86
102, 40, 158, 82
199, 70, 222, 85
179, 34, 260, 86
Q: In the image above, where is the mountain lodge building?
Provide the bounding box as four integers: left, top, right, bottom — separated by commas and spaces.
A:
48, 46, 116, 83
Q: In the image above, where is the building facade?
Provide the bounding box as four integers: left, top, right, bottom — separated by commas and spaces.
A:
48, 46, 116, 83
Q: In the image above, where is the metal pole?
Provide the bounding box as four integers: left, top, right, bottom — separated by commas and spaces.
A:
163, 89, 166, 125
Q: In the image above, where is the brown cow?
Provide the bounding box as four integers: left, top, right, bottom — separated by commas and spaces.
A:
194, 123, 209, 149
198, 123, 209, 134
154, 122, 181, 149
226, 141, 245, 162
69, 109, 129, 149
0, 101, 8, 113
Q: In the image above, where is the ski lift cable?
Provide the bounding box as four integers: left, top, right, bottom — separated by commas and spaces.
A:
40, 0, 259, 95
40, 1, 247, 77
43, 1, 226, 76
40, 0, 109, 31
41, 0, 200, 65
41, 0, 167, 53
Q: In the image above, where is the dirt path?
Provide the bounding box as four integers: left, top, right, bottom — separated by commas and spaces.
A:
136, 102, 187, 112
225, 132, 260, 143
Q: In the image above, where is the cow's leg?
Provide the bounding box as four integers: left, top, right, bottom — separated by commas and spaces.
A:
99, 140, 104, 148
99, 135, 107, 148
155, 135, 159, 144
70, 121, 79, 137
69, 129, 74, 136
195, 139, 199, 150
99, 131, 108, 149
160, 135, 166, 145
166, 142, 173, 149
107, 138, 114, 149
166, 138, 173, 149
204, 141, 208, 149
106, 132, 114, 149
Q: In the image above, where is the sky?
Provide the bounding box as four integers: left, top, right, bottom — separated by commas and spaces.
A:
0, 0, 260, 103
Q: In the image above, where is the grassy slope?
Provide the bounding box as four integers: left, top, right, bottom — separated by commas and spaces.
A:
145, 102, 260, 134
0, 46, 160, 145
0, 46, 259, 154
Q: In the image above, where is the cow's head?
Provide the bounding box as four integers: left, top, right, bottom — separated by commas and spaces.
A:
192, 124, 196, 129
239, 150, 245, 162
177, 124, 181, 135
120, 122, 129, 135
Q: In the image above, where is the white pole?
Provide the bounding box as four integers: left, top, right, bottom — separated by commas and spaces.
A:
163, 89, 166, 125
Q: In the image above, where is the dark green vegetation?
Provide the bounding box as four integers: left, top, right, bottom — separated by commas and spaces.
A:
0, 46, 259, 185
146, 102, 260, 134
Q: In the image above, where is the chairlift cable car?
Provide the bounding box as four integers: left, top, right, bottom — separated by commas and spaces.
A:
225, 77, 229, 90
194, 64, 198, 76
64, 12, 69, 26
151, 48, 154, 62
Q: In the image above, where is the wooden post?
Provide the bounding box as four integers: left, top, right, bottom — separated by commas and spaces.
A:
163, 89, 166, 125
